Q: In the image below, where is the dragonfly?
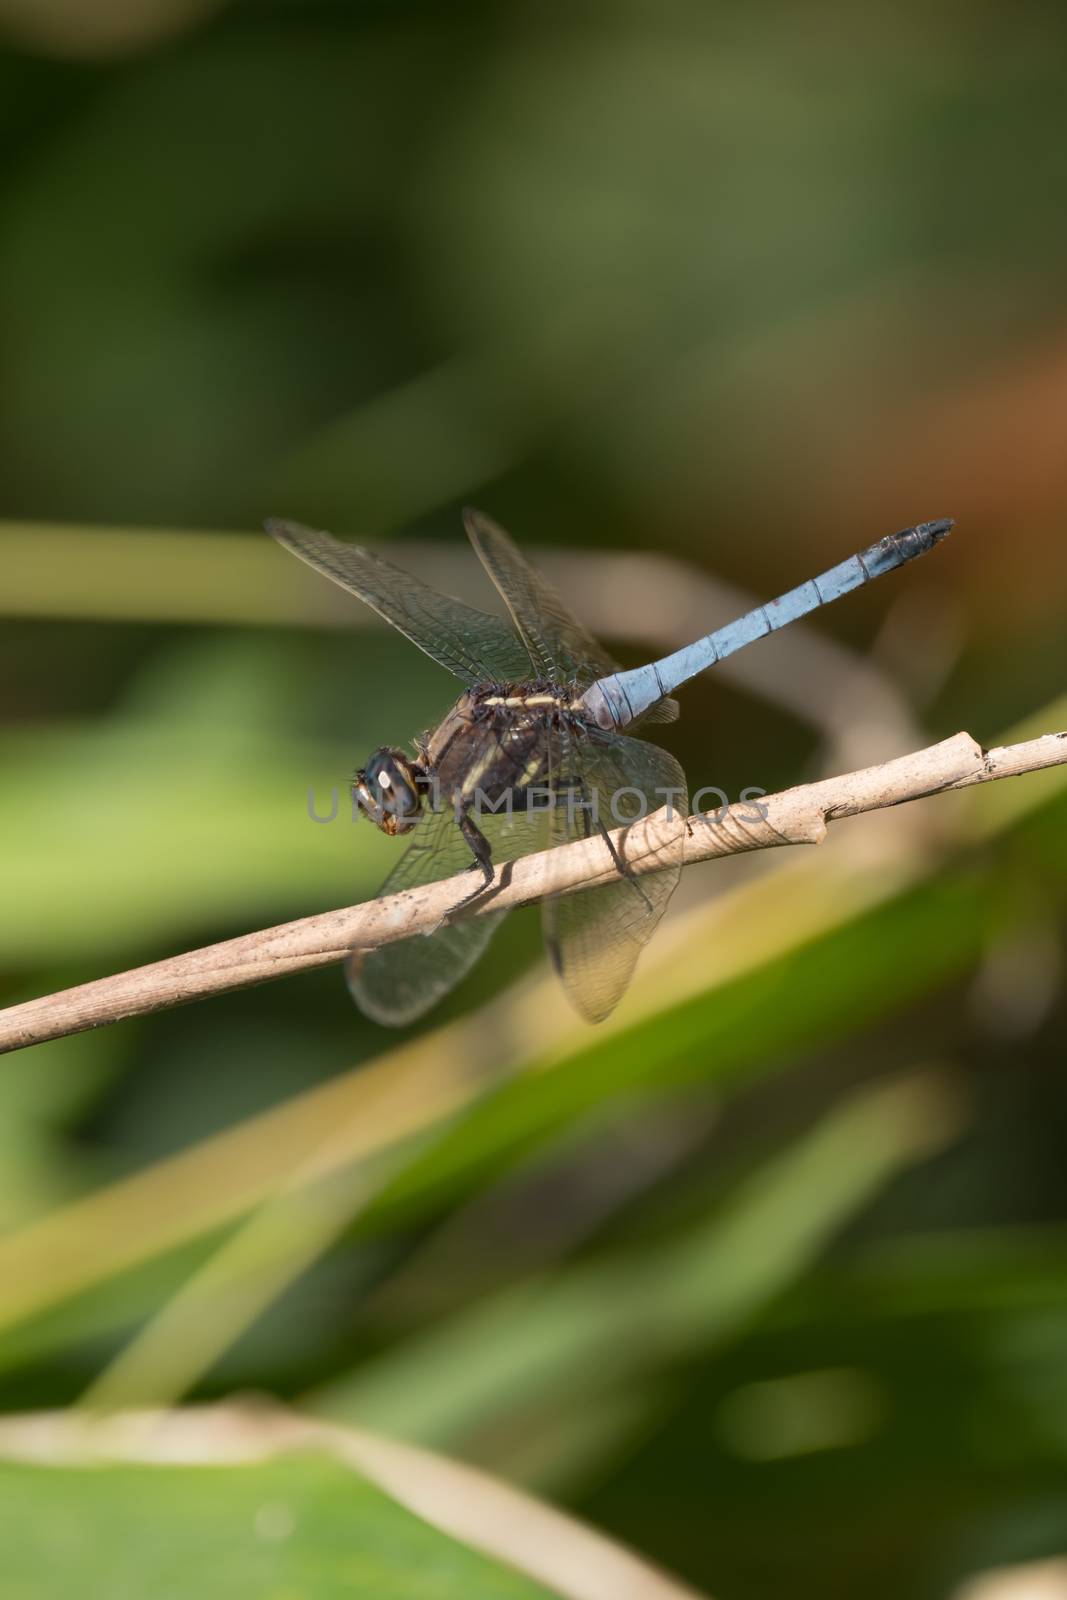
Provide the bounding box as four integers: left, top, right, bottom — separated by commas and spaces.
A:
268, 510, 953, 1025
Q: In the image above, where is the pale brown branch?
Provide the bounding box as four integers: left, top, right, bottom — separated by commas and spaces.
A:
0, 729, 1063, 1056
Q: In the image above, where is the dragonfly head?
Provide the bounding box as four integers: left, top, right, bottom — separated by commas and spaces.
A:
354, 748, 424, 836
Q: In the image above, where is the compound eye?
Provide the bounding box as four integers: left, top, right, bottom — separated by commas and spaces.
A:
363, 750, 422, 831
372, 756, 412, 811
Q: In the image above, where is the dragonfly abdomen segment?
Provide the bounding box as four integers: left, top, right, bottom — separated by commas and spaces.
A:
580, 517, 954, 730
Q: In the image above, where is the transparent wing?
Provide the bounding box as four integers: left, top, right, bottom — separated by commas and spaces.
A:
463, 508, 621, 685
346, 803, 502, 1027
542, 727, 687, 1023
346, 794, 550, 1027
268, 519, 533, 685
633, 690, 680, 725
463, 509, 679, 722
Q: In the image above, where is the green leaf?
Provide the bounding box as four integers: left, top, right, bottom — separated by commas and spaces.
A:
0, 1454, 557, 1600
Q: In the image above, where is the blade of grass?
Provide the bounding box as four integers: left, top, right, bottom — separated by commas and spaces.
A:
304, 1069, 963, 1449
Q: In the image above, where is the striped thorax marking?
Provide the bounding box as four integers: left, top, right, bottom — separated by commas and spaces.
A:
482, 692, 565, 709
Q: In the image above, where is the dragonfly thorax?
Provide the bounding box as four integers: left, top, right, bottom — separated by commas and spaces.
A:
421, 680, 584, 814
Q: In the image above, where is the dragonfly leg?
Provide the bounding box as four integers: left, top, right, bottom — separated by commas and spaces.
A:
445, 806, 497, 918
597, 818, 653, 911
567, 775, 654, 912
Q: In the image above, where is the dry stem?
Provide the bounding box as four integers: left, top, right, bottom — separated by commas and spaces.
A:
0, 729, 1062, 1055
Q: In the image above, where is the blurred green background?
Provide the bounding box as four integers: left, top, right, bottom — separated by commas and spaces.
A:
0, 2, 1065, 1596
